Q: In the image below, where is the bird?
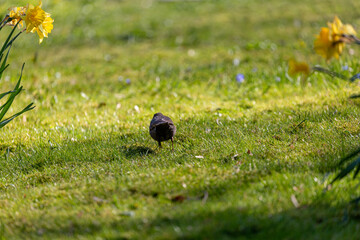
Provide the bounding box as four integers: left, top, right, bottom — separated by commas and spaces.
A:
149, 112, 176, 151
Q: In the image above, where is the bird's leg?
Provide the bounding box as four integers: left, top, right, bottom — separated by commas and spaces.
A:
171, 137, 174, 152
158, 141, 162, 148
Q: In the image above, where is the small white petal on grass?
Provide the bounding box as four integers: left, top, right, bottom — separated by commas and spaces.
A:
233, 58, 240, 66
93, 196, 106, 203
188, 49, 196, 57
134, 105, 140, 113
119, 211, 135, 217
173, 226, 181, 233
175, 36, 183, 44
195, 156, 204, 159
80, 92, 89, 100
227, 116, 234, 121
202, 191, 209, 204
104, 54, 111, 61
55, 72, 61, 79
291, 194, 300, 208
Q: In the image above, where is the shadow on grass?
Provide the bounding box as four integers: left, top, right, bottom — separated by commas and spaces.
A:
133, 202, 360, 239
8, 198, 359, 239
120, 144, 155, 158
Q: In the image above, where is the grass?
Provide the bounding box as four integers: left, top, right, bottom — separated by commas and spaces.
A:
1, 0, 360, 239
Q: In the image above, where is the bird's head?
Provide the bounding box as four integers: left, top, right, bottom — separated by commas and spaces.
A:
153, 112, 163, 118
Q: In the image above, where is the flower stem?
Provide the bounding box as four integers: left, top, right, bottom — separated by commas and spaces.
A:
340, 34, 360, 44
0, 15, 11, 30
312, 66, 347, 80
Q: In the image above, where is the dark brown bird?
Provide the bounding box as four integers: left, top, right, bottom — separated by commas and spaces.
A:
149, 112, 176, 150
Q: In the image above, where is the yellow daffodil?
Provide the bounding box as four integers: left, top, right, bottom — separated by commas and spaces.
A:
24, 1, 54, 43
329, 16, 356, 40
7, 6, 27, 28
314, 16, 356, 60
288, 59, 310, 76
314, 27, 341, 60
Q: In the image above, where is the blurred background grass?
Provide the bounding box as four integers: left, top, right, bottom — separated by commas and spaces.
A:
0, 0, 359, 121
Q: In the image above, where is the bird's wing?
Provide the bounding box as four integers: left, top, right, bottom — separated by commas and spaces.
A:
161, 116, 174, 124
153, 122, 170, 128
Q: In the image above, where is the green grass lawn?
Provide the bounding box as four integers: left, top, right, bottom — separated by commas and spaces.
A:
1, 0, 360, 239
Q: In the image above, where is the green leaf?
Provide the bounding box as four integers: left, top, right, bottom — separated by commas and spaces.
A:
0, 90, 16, 101
0, 87, 22, 113
4, 31, 22, 52
350, 196, 360, 205
349, 94, 360, 99
353, 164, 360, 179
332, 157, 360, 184
0, 103, 35, 128
0, 63, 25, 120
0, 64, 9, 77
0, 21, 20, 55
338, 147, 360, 167
0, 45, 12, 79
13, 63, 25, 90
0, 16, 11, 32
